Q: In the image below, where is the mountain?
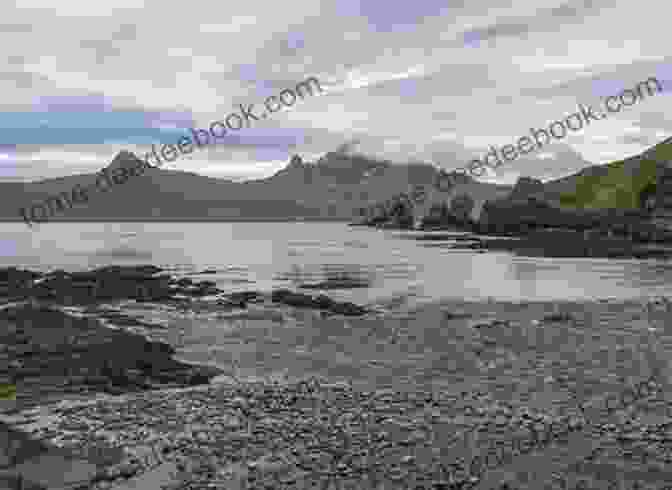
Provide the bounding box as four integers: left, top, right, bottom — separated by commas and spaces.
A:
542, 136, 672, 209
0, 149, 507, 223
479, 136, 672, 235
13, 135, 666, 226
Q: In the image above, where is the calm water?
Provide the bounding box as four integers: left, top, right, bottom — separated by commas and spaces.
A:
3, 221, 672, 304
4, 221, 672, 386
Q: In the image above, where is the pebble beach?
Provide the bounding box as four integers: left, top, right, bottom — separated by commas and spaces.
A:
3, 266, 672, 489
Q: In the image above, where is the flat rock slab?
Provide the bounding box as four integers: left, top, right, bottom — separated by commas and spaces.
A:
110, 462, 180, 490
13, 453, 98, 489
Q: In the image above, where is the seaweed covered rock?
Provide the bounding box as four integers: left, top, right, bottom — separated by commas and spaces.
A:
271, 289, 367, 316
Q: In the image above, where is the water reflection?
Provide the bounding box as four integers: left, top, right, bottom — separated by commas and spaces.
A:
4, 222, 672, 303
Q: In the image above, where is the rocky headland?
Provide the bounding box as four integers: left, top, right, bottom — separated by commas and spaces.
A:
352, 136, 672, 260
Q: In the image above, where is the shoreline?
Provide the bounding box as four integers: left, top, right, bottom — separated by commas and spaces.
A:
2, 267, 672, 488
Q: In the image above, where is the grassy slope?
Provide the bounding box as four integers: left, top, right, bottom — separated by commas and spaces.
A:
556, 138, 672, 210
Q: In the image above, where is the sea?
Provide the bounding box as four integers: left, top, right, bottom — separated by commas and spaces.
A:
4, 221, 672, 387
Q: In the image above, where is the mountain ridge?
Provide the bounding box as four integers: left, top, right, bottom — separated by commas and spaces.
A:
5, 139, 667, 223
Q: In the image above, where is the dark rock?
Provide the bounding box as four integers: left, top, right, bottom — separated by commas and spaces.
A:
26, 266, 176, 303
543, 312, 574, 322
85, 375, 109, 387
142, 339, 175, 356
443, 311, 472, 320
0, 268, 41, 297
187, 371, 214, 386
329, 302, 367, 316
479, 194, 663, 244
0, 303, 224, 410
271, 289, 294, 303
271, 289, 367, 316
313, 295, 336, 309
298, 278, 370, 290
68, 271, 100, 282
228, 291, 262, 304
452, 229, 672, 259
0, 267, 42, 283
94, 265, 163, 278
187, 281, 221, 296
276, 291, 319, 308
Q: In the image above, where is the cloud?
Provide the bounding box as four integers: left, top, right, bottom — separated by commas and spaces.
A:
0, 0, 671, 184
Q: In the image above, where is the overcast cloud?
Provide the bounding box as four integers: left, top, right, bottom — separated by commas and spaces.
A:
1, 0, 670, 183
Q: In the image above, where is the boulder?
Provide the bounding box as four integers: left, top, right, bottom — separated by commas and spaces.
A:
271, 289, 367, 316
329, 302, 367, 316
93, 265, 163, 279
274, 291, 319, 309
271, 289, 294, 303
313, 295, 336, 309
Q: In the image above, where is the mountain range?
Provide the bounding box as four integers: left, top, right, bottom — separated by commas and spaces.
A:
0, 149, 511, 222
2, 138, 668, 223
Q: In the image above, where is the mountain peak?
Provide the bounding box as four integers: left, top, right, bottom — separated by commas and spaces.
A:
288, 154, 305, 168
105, 150, 144, 172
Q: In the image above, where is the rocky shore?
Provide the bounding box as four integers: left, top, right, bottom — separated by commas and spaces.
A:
351, 163, 672, 260
0, 264, 371, 489
444, 229, 672, 259
1, 302, 224, 409
0, 265, 369, 317
5, 373, 672, 490
3, 266, 672, 488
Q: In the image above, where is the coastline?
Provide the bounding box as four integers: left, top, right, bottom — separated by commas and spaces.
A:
2, 267, 672, 489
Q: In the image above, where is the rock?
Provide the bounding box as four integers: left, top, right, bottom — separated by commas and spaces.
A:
94, 265, 163, 279
188, 281, 220, 296
187, 372, 214, 386
143, 339, 175, 356
228, 291, 262, 304
299, 278, 370, 290
542, 312, 574, 322
471, 319, 510, 329
271, 289, 366, 316
313, 295, 336, 310
329, 302, 367, 316
114, 461, 142, 478
0, 267, 42, 284
271, 289, 293, 302
443, 311, 472, 320
272, 290, 317, 308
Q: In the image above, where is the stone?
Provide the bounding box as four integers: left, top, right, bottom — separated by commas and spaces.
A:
330, 302, 367, 316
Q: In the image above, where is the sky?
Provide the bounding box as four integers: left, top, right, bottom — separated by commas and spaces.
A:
1, 0, 671, 185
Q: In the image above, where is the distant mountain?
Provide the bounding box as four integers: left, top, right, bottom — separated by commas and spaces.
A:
0, 148, 506, 223
11, 137, 667, 225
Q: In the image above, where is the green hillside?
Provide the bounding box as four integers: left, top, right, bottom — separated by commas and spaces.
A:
0, 383, 15, 400
558, 139, 672, 210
